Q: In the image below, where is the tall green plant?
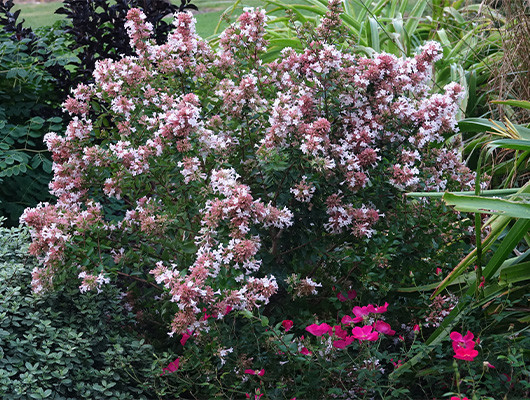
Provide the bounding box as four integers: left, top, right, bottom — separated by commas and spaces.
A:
395, 101, 530, 377
0, 20, 72, 225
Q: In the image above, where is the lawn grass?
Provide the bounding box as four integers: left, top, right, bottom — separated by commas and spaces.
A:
11, 0, 299, 39
12, 0, 418, 40
12, 1, 64, 29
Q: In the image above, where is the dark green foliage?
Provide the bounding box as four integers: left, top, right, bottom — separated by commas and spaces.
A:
0, 11, 73, 225
0, 221, 160, 399
54, 0, 198, 90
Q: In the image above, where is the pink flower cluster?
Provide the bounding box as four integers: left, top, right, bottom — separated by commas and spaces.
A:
305, 302, 394, 349
20, 2, 476, 338
450, 331, 479, 361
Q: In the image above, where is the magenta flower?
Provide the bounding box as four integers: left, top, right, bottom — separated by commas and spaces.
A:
336, 292, 347, 302
244, 368, 265, 376
180, 332, 191, 347
373, 302, 389, 313
333, 325, 348, 339
333, 336, 355, 349
305, 323, 332, 337
450, 331, 475, 352
160, 358, 179, 375
351, 325, 379, 341
351, 305, 375, 323
341, 315, 355, 325
282, 320, 294, 332
347, 290, 357, 300
373, 320, 395, 336
299, 347, 312, 355
454, 347, 479, 361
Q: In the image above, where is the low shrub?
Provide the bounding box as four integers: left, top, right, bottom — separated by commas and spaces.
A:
0, 220, 163, 399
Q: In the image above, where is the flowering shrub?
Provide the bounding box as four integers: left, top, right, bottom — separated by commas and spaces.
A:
19, 1, 517, 398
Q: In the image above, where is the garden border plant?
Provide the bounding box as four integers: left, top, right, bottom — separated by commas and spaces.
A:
18, 1, 529, 398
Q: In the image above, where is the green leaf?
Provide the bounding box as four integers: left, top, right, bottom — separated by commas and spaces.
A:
458, 118, 530, 140
488, 139, 530, 152
404, 0, 428, 37
499, 261, 530, 286
491, 99, 530, 110
407, 188, 519, 199
367, 18, 380, 53
443, 192, 530, 219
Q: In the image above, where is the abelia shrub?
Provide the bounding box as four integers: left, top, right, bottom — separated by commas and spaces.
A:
22, 0, 475, 341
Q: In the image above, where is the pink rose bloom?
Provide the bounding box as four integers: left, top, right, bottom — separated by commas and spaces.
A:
373, 302, 389, 313
333, 336, 355, 349
454, 347, 479, 361
337, 292, 347, 302
450, 331, 475, 352
299, 347, 312, 355
160, 358, 179, 376
373, 320, 395, 336
282, 320, 294, 332
305, 323, 332, 337
351, 325, 379, 341
333, 325, 348, 339
351, 305, 376, 323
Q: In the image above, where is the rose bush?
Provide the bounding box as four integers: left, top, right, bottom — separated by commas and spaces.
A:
19, 1, 514, 398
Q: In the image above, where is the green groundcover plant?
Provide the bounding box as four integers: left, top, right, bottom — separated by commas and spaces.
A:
0, 220, 177, 399
18, 1, 530, 398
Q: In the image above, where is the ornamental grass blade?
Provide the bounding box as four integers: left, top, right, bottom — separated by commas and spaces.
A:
499, 261, 530, 286
488, 139, 530, 152
404, 0, 428, 38
406, 188, 519, 199
442, 193, 530, 219
458, 118, 530, 140
491, 99, 530, 110
368, 17, 380, 53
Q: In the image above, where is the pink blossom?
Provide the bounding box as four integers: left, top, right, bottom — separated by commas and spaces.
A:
351, 325, 379, 342
450, 397, 470, 400
373, 302, 389, 313
160, 358, 179, 375
347, 290, 357, 300
454, 347, 479, 361
373, 320, 395, 336
333, 325, 348, 339
450, 331, 475, 352
299, 347, 312, 355
180, 331, 192, 346
305, 323, 332, 337
282, 320, 294, 332
413, 324, 420, 333
351, 305, 376, 323
333, 336, 355, 349
336, 292, 347, 302
341, 315, 355, 325
245, 369, 265, 376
